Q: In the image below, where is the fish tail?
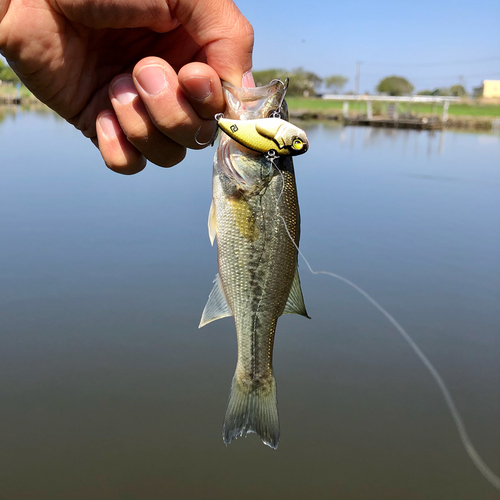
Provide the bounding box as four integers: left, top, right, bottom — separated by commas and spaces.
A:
223, 373, 280, 449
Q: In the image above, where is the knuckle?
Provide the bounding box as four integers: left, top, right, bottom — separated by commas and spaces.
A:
240, 18, 254, 42
100, 142, 145, 175
153, 112, 199, 146
122, 121, 149, 142
106, 158, 146, 175
155, 146, 187, 168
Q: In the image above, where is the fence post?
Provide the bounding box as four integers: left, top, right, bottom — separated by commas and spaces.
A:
442, 101, 449, 122
342, 101, 349, 118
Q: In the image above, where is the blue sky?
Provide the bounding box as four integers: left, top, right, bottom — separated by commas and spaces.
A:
1, 0, 498, 94
236, 0, 500, 93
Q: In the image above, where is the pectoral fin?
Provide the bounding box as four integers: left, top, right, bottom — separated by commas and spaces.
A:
199, 274, 232, 328
208, 200, 217, 246
283, 269, 310, 318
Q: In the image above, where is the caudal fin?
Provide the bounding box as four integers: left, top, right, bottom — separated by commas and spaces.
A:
223, 374, 280, 449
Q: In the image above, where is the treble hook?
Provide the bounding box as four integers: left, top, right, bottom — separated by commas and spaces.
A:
194, 115, 222, 147
269, 78, 289, 118
277, 77, 289, 111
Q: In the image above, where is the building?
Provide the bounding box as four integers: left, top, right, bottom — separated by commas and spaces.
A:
482, 80, 500, 98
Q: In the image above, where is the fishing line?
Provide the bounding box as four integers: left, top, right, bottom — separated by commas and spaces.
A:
271, 160, 500, 492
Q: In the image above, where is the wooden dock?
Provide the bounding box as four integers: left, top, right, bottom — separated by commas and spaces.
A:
288, 110, 495, 131
343, 116, 442, 130
308, 94, 462, 130
289, 111, 442, 129
0, 97, 21, 105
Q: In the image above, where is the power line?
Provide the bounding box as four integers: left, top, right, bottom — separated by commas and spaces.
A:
360, 72, 500, 80
412, 73, 500, 81
361, 56, 500, 67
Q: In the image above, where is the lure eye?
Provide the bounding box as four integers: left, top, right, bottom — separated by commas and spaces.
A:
291, 138, 304, 151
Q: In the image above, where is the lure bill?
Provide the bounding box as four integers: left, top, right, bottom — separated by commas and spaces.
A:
199, 79, 310, 448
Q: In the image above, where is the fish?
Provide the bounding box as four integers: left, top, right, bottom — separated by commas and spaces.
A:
199, 79, 310, 449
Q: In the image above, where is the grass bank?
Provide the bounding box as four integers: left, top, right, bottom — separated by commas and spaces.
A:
287, 97, 500, 119
0, 83, 35, 101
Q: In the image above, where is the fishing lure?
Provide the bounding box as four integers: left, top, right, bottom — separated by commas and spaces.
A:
195, 78, 309, 159
215, 115, 308, 157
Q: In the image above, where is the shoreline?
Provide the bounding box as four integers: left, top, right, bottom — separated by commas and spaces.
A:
1, 102, 498, 132
289, 110, 497, 131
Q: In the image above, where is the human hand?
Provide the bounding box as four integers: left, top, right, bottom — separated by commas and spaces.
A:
0, 0, 254, 174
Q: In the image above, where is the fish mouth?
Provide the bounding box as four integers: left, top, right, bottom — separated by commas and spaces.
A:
222, 80, 287, 120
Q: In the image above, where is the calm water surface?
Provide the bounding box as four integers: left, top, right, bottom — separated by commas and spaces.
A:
0, 109, 499, 499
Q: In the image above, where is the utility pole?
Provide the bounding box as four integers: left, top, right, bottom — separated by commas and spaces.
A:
354, 61, 361, 95
459, 75, 467, 95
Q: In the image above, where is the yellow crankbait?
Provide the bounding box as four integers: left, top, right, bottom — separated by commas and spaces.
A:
216, 116, 309, 156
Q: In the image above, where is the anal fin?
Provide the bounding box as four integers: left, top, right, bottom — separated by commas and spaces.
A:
283, 268, 310, 318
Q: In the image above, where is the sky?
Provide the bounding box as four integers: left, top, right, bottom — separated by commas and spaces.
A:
235, 0, 500, 94
1, 0, 499, 94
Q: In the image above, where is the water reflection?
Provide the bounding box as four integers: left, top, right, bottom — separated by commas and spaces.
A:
0, 103, 56, 127
0, 104, 16, 125
336, 124, 448, 158
0, 114, 499, 499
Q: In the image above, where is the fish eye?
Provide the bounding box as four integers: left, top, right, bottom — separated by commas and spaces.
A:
291, 138, 304, 150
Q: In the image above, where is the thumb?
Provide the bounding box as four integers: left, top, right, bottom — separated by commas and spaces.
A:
171, 0, 254, 87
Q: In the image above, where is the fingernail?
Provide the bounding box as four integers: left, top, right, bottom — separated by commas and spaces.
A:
135, 64, 167, 95
242, 70, 255, 88
99, 113, 118, 139
111, 75, 138, 105
181, 76, 212, 101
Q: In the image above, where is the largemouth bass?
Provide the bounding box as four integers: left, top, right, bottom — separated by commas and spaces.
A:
199, 80, 309, 449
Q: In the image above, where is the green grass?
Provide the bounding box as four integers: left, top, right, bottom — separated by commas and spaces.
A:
2, 86, 499, 119
286, 97, 500, 118
403, 102, 500, 117
287, 97, 344, 111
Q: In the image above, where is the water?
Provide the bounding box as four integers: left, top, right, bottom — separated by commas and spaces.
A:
0, 109, 499, 499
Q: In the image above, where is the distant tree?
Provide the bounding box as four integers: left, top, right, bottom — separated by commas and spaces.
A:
432, 88, 451, 96
376, 75, 414, 96
417, 90, 433, 96
287, 67, 322, 96
252, 67, 322, 97
325, 74, 348, 93
449, 84, 467, 97
252, 69, 287, 87
0, 59, 20, 84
